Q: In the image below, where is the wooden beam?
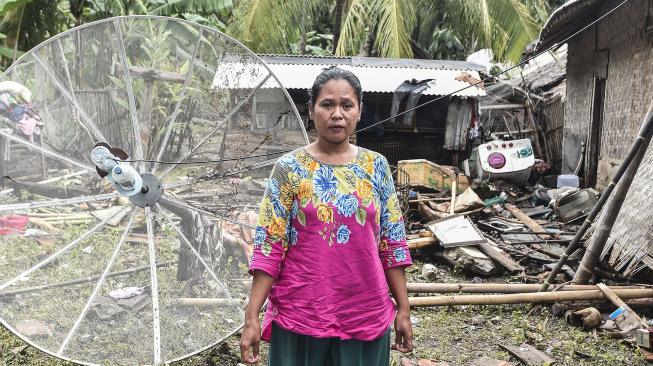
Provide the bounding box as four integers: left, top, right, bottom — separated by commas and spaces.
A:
477, 241, 524, 272
596, 283, 644, 326
505, 204, 553, 240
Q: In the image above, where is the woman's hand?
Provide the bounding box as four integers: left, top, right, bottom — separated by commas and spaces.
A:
240, 270, 274, 364
392, 310, 413, 353
240, 319, 262, 364
384, 267, 413, 353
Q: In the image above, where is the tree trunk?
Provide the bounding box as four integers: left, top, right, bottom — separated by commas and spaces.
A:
358, 26, 375, 56
299, 31, 307, 55
333, 0, 346, 53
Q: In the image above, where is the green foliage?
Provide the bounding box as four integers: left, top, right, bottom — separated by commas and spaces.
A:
0, 0, 70, 67
0, 0, 33, 13
427, 27, 466, 60
290, 31, 333, 55
150, 0, 233, 15
373, 0, 415, 58
229, 0, 551, 63
0, 0, 559, 72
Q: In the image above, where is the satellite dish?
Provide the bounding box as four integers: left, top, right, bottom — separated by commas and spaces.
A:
0, 16, 308, 365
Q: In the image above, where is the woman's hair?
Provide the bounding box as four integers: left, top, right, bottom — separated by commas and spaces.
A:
308, 67, 363, 106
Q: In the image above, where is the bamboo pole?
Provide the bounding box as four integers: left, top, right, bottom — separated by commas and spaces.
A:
541, 94, 653, 292
28, 217, 59, 232
408, 288, 653, 307
574, 135, 651, 284
406, 282, 643, 294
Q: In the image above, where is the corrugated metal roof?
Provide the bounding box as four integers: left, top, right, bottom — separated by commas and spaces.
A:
535, 0, 602, 52
212, 55, 486, 97
259, 54, 486, 71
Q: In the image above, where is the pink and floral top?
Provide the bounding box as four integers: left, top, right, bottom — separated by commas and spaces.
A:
249, 147, 412, 341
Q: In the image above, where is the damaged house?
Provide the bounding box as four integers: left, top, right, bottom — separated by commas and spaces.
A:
481, 46, 567, 173
536, 0, 653, 276
213, 54, 487, 166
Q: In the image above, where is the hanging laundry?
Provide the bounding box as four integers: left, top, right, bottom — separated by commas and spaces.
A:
390, 79, 434, 127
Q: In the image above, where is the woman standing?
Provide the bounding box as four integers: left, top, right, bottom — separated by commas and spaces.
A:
240, 68, 413, 366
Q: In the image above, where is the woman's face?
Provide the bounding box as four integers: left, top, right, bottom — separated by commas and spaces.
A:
309, 79, 361, 145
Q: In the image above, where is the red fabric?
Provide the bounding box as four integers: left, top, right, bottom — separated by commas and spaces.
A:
0, 215, 29, 235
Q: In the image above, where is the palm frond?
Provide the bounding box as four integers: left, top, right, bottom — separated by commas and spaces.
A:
0, 0, 33, 15
335, 0, 369, 56
151, 0, 234, 16
446, 0, 544, 63
487, 0, 541, 62
228, 0, 299, 53
128, 0, 148, 14
373, 0, 414, 58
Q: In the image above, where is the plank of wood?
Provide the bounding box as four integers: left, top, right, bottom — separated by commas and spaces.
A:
478, 241, 524, 272
505, 204, 553, 240
499, 343, 556, 365
597, 282, 644, 326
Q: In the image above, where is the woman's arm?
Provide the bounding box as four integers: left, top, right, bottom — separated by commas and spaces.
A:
240, 270, 275, 364
385, 267, 413, 353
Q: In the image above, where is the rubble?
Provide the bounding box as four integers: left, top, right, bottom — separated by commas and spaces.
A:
398, 155, 653, 363
442, 246, 497, 275
14, 320, 54, 338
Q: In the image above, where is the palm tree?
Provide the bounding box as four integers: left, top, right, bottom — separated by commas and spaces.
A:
229, 0, 551, 63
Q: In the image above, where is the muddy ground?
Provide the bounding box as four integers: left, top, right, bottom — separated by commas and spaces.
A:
1, 253, 649, 366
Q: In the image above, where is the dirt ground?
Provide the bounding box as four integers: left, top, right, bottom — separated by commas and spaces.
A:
1, 254, 649, 366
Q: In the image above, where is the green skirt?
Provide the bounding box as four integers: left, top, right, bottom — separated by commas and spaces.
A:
267, 322, 391, 366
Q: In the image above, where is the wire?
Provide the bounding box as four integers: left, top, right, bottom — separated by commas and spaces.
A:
355, 0, 628, 133
119, 0, 631, 166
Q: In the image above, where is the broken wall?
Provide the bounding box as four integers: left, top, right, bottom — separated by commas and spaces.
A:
563, 0, 653, 189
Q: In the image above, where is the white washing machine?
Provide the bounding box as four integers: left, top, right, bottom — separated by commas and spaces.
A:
476, 138, 535, 183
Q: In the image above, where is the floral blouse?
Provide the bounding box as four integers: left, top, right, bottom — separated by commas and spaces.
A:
249, 147, 411, 341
